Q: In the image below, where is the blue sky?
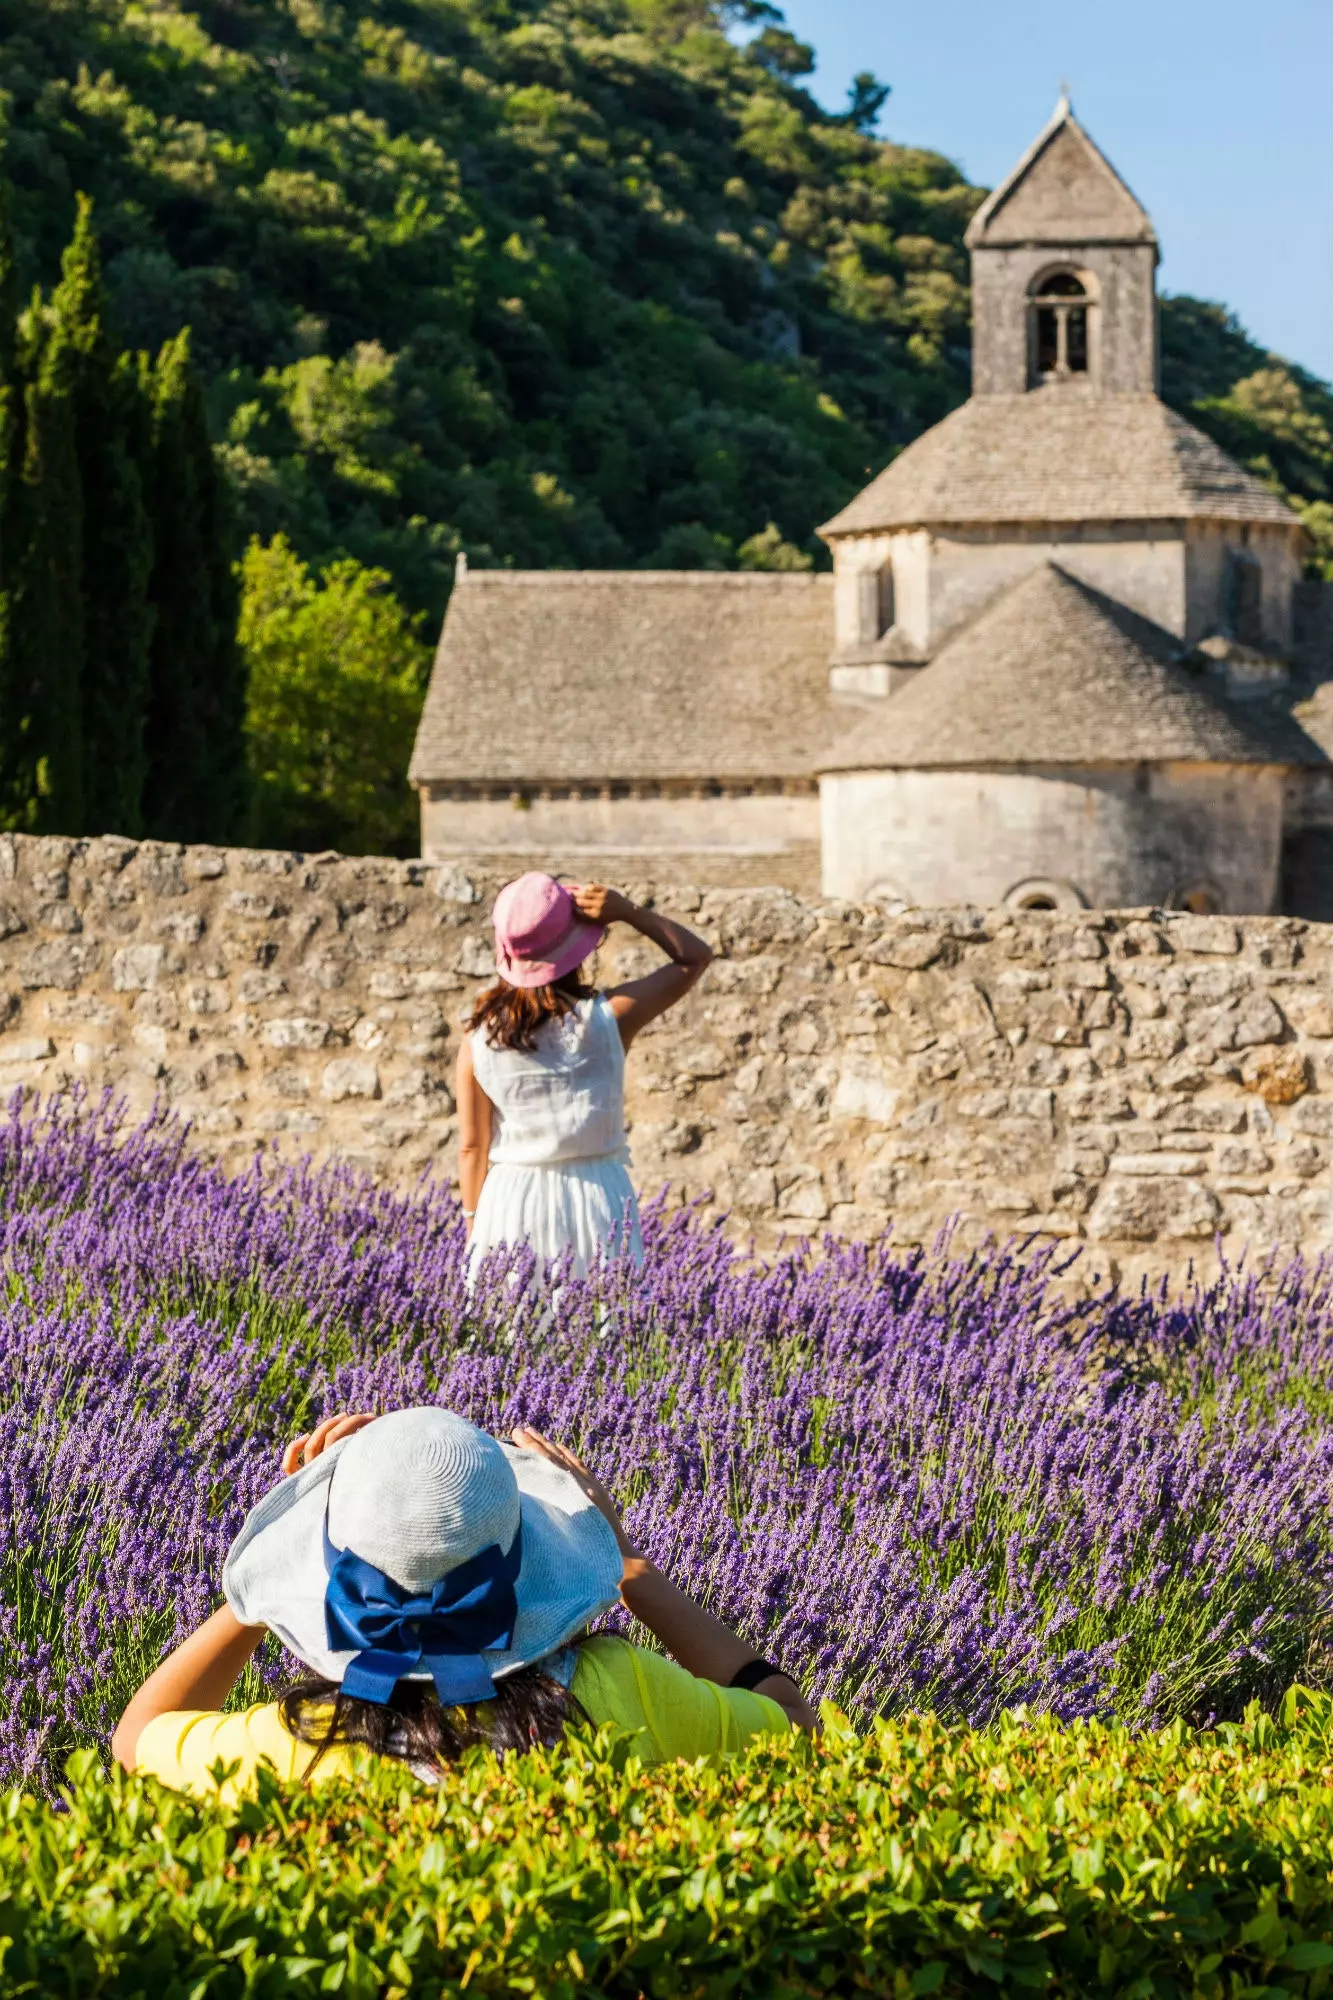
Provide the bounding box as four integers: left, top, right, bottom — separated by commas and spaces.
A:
766, 0, 1333, 382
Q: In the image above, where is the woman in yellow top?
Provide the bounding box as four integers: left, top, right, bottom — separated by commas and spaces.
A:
113, 1406, 817, 1797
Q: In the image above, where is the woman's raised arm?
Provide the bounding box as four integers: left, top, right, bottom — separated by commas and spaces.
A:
571, 886, 713, 1051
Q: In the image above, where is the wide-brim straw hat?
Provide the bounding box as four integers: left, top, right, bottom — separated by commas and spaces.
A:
492, 872, 606, 989
223, 1408, 623, 1686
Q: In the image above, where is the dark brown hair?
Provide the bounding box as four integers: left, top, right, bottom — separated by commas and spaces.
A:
466, 969, 596, 1053
278, 1662, 587, 1780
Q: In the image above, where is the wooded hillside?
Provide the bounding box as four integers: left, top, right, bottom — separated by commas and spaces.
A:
6, 0, 1329, 637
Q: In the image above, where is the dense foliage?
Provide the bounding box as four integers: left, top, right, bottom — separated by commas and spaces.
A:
5, 1693, 1333, 1997
0, 187, 245, 840
4, 1096, 1333, 1800
239, 533, 430, 854
4, 0, 1327, 649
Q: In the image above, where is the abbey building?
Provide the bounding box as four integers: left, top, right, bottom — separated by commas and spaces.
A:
410, 99, 1333, 916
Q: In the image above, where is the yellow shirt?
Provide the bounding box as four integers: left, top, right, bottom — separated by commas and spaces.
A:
134, 1637, 790, 1801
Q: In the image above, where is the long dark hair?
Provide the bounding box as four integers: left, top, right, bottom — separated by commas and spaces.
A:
466, 968, 596, 1054
278, 1662, 586, 1779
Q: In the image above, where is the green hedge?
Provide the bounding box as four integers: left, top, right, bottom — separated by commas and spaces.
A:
4, 1694, 1333, 1998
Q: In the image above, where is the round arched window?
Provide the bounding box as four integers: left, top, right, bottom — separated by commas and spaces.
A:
1004, 878, 1087, 912
1172, 881, 1223, 916
1029, 269, 1094, 384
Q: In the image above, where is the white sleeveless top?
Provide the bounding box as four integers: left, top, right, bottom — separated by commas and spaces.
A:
469, 995, 628, 1167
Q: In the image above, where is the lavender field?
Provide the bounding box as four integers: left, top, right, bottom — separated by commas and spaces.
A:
3, 1095, 1332, 1794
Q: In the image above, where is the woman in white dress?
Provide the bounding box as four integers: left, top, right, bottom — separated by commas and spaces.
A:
456, 875, 713, 1281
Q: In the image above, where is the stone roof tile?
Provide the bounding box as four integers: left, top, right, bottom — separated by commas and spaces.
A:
820, 394, 1299, 536
818, 564, 1327, 772
408, 571, 835, 785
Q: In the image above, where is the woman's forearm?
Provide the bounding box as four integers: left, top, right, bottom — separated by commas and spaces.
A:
457, 1144, 489, 1234
113, 1606, 264, 1770
619, 1557, 818, 1730
624, 902, 713, 970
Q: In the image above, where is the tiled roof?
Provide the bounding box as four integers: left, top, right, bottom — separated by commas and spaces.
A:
820, 394, 1300, 536
818, 564, 1327, 771
408, 571, 835, 785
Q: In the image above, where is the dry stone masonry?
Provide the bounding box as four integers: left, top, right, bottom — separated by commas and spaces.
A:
0, 833, 1330, 1286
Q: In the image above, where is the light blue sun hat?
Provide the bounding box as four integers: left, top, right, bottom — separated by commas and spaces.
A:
223, 1408, 622, 1702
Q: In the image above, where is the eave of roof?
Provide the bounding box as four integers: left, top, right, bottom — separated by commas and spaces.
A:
817, 563, 1327, 773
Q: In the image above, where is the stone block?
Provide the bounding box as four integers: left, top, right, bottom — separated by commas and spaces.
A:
19, 941, 97, 991
1167, 916, 1240, 955
1067, 1084, 1132, 1121
1240, 1045, 1309, 1104
265, 1017, 332, 1051
1088, 1177, 1222, 1241
0, 1035, 53, 1065
866, 932, 942, 971
228, 891, 287, 921
321, 1058, 381, 1102
777, 1167, 829, 1221
434, 865, 480, 905
1295, 1099, 1333, 1138
236, 971, 287, 1004
111, 944, 165, 992
1127, 1019, 1185, 1061
1288, 995, 1333, 1038
1161, 1100, 1246, 1133
1217, 1140, 1272, 1175
1109, 1152, 1208, 1177
832, 1054, 899, 1123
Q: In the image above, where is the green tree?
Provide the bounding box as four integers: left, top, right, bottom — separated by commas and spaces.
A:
240, 534, 428, 856
0, 151, 17, 818
57, 194, 153, 838
141, 330, 247, 843
7, 285, 84, 833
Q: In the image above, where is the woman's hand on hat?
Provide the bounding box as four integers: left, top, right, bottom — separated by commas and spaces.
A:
281, 1411, 377, 1478
570, 884, 634, 927
511, 1424, 640, 1560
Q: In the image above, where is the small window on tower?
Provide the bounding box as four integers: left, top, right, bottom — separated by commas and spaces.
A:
1028, 270, 1095, 386
1228, 551, 1264, 648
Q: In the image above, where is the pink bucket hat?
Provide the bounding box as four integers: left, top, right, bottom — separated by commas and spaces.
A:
491, 873, 605, 989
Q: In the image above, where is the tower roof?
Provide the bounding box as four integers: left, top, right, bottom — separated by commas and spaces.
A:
818, 564, 1326, 772
965, 95, 1157, 249
819, 393, 1301, 536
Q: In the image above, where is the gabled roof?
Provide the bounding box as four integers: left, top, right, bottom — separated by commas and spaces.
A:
408, 570, 834, 786
819, 393, 1301, 536
965, 96, 1157, 248
818, 564, 1327, 772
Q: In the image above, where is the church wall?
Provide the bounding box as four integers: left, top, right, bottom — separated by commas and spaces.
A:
925, 526, 1186, 644
419, 788, 821, 893
971, 243, 1157, 395
819, 764, 1286, 912
1184, 521, 1302, 651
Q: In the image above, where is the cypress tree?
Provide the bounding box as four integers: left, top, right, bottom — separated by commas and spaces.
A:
141, 330, 247, 843
57, 195, 153, 838
0, 158, 18, 805
6, 285, 85, 834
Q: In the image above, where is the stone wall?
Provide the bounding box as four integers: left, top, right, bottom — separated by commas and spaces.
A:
0, 832, 1330, 1286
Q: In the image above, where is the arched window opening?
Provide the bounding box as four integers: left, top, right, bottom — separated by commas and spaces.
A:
1029, 270, 1093, 386
1004, 878, 1087, 913
1227, 551, 1264, 648
1173, 881, 1223, 917
853, 559, 895, 644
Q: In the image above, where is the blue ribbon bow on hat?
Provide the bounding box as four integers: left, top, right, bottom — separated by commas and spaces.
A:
323, 1520, 523, 1707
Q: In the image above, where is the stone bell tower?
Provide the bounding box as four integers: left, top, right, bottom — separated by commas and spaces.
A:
965, 94, 1159, 397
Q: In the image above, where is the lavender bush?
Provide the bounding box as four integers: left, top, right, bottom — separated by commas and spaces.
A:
1, 1094, 1331, 1792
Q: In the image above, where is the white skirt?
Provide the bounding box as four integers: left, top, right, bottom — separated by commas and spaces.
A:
466, 1155, 644, 1284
